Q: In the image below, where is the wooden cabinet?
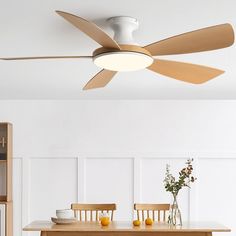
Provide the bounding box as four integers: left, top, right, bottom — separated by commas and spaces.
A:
0, 123, 12, 236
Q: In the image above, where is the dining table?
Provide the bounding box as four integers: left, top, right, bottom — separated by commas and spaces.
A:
23, 221, 230, 236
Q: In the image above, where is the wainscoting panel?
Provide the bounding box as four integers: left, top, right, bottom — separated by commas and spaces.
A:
84, 158, 134, 220
197, 158, 236, 236
12, 159, 22, 236
29, 158, 78, 221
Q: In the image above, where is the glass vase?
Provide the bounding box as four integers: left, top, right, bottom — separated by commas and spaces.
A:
168, 193, 182, 226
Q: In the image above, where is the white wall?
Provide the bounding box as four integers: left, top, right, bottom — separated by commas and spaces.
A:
1, 100, 236, 236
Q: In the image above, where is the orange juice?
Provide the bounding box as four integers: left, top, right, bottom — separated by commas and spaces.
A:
99, 213, 110, 226
101, 216, 110, 226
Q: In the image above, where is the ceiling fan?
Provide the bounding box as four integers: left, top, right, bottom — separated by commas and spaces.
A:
1, 11, 234, 90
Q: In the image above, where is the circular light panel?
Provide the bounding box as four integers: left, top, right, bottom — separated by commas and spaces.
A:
93, 52, 153, 72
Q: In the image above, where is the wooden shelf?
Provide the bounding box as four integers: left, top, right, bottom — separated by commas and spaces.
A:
0, 160, 7, 163
0, 195, 7, 201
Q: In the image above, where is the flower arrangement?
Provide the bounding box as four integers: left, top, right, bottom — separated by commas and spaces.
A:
164, 158, 196, 225
164, 158, 196, 195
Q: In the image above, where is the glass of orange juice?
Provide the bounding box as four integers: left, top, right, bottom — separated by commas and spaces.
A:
99, 212, 110, 226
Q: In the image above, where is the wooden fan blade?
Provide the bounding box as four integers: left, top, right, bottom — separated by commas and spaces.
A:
56, 11, 120, 50
148, 59, 224, 84
0, 56, 92, 60
144, 23, 234, 56
83, 69, 117, 90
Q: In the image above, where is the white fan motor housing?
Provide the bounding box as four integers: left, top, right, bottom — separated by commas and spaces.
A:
107, 16, 139, 45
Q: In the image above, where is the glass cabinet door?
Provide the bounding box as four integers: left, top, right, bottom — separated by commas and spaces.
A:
0, 204, 5, 236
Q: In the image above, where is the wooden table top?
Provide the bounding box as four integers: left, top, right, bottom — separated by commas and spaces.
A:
23, 221, 230, 232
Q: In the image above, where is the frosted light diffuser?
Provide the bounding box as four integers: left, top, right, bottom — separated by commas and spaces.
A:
93, 52, 154, 71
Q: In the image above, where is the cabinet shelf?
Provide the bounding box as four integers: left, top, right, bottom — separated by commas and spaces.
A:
0, 195, 7, 201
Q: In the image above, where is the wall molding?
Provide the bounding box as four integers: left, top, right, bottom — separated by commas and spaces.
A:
12, 155, 236, 236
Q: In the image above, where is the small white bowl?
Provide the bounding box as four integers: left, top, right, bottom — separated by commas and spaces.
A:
56, 209, 74, 219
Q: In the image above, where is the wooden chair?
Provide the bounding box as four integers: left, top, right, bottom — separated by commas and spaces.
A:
134, 203, 170, 222
71, 203, 117, 221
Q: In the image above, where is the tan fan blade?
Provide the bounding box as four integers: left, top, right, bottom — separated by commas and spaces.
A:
0, 56, 92, 60
56, 11, 120, 50
144, 23, 234, 56
148, 59, 224, 84
83, 69, 117, 90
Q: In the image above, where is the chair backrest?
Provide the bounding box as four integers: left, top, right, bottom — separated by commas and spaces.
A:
134, 203, 170, 222
71, 203, 117, 221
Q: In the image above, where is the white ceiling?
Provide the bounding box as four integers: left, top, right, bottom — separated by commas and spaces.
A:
0, 0, 236, 99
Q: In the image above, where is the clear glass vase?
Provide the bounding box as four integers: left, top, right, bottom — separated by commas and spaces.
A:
168, 193, 182, 226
